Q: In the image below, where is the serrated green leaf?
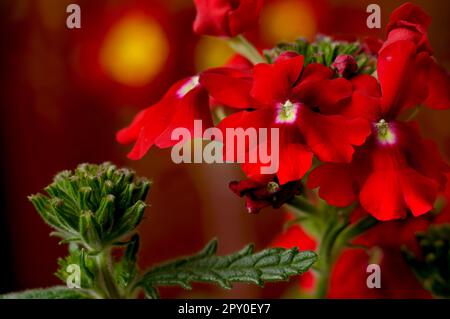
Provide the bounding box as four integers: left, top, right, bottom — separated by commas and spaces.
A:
0, 286, 90, 299
139, 238, 317, 296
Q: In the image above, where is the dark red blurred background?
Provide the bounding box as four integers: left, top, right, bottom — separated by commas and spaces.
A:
0, 0, 449, 298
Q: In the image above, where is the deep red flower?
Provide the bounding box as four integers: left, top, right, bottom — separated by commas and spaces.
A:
116, 76, 212, 159
193, 0, 263, 37
381, 2, 450, 110
229, 178, 302, 213
308, 40, 448, 220
382, 2, 432, 54
201, 53, 371, 185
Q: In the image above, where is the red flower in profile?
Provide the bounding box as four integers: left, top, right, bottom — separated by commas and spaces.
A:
201, 53, 371, 185
116, 76, 212, 159
193, 0, 263, 37
382, 2, 432, 54
381, 2, 450, 110
308, 40, 448, 220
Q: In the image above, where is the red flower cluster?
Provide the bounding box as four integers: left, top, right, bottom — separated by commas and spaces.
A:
307, 3, 449, 220
117, 2, 449, 222
203, 53, 371, 185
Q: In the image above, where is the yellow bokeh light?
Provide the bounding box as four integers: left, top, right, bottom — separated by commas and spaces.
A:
100, 14, 169, 87
195, 36, 235, 72
260, 0, 317, 45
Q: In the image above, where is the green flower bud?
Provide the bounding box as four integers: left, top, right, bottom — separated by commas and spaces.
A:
28, 162, 151, 250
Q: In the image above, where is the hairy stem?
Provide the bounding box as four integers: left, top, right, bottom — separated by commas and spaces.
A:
95, 249, 121, 299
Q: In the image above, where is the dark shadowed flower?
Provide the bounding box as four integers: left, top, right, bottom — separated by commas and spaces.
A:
229, 178, 302, 213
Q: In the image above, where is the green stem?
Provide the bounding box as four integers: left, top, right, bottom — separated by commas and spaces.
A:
313, 209, 378, 298
314, 219, 347, 298
286, 196, 317, 216
95, 249, 121, 299
315, 263, 330, 298
227, 35, 265, 65
284, 196, 380, 298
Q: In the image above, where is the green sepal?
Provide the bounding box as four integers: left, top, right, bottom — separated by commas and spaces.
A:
107, 201, 146, 241
79, 211, 103, 251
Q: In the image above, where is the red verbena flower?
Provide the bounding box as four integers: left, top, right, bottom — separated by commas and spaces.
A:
308, 40, 448, 220
229, 178, 302, 213
116, 76, 212, 159
201, 52, 371, 185
382, 2, 432, 54
193, 0, 263, 37
381, 2, 450, 110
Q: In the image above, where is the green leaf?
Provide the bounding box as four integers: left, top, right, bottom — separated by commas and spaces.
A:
139, 238, 317, 295
0, 286, 90, 299
56, 248, 97, 289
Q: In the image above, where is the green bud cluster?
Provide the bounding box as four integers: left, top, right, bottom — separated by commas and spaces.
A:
263, 36, 377, 75
402, 225, 450, 298
29, 162, 151, 251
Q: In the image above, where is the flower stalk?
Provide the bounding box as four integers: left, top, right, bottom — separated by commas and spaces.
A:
228, 35, 265, 65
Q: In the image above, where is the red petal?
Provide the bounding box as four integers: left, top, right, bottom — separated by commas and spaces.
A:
387, 3, 431, 32
295, 78, 352, 114
378, 40, 430, 117
124, 101, 173, 160
193, 0, 231, 36
400, 169, 439, 217
424, 62, 450, 110
276, 143, 313, 185
360, 169, 406, 220
299, 63, 334, 85
298, 107, 371, 163
307, 163, 356, 207
228, 0, 264, 36
270, 225, 317, 251
350, 74, 381, 97
217, 109, 274, 164
339, 74, 382, 121
200, 67, 254, 109
155, 87, 212, 148
339, 91, 380, 122
251, 54, 304, 106
116, 108, 148, 145
396, 122, 448, 189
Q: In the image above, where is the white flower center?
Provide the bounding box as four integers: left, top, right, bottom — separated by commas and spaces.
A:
375, 119, 396, 145
275, 100, 299, 124
177, 76, 200, 98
